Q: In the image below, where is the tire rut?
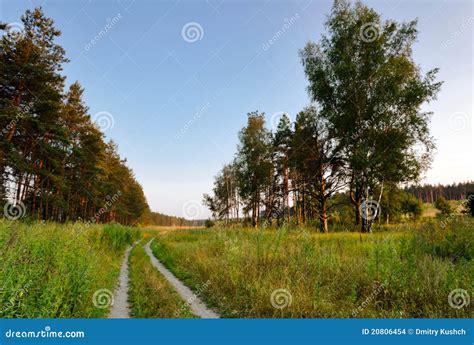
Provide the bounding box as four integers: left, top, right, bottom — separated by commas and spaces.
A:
144, 238, 220, 319
108, 241, 139, 318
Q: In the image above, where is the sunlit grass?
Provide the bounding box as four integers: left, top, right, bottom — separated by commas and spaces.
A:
128, 242, 195, 318
0, 220, 140, 318
151, 218, 473, 318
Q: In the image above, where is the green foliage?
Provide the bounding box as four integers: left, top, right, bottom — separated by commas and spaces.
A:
151, 242, 194, 284
466, 193, 474, 217
128, 243, 194, 318
0, 220, 140, 318
377, 185, 423, 222
204, 1, 442, 233
402, 194, 423, 219
405, 182, 474, 203
0, 8, 148, 225
299, 0, 441, 231
435, 196, 453, 216
327, 194, 355, 230
412, 218, 473, 261
150, 219, 473, 318
203, 163, 239, 221
140, 210, 201, 227
101, 223, 140, 251
235, 112, 273, 227
205, 219, 215, 228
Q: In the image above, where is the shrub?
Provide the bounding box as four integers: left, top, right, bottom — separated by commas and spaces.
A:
466, 193, 474, 217
435, 196, 452, 216
205, 219, 215, 228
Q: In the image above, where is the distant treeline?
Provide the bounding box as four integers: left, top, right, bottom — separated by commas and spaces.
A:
405, 182, 474, 203
142, 211, 204, 227
0, 8, 148, 225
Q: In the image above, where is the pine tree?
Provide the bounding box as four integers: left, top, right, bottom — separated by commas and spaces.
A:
235, 112, 273, 227
1, 8, 149, 225
273, 114, 292, 224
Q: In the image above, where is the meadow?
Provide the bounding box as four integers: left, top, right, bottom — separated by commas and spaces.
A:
150, 218, 473, 318
0, 220, 139, 318
1, 217, 472, 318
128, 240, 194, 318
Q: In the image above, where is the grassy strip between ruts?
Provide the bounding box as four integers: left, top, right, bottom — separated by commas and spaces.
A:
128, 242, 195, 318
150, 218, 473, 318
0, 220, 140, 318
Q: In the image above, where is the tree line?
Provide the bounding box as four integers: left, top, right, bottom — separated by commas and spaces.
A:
0, 8, 149, 224
405, 182, 474, 203
204, 0, 443, 232
141, 211, 204, 227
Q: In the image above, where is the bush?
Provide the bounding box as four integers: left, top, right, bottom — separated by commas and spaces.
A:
466, 193, 474, 217
435, 196, 452, 216
101, 223, 140, 251
401, 194, 423, 220
205, 219, 215, 228
412, 218, 473, 261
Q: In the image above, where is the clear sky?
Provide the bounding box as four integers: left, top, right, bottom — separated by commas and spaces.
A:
1, 0, 472, 219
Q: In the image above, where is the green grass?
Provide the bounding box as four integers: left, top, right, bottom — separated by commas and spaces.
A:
150, 218, 473, 318
1, 217, 471, 318
128, 242, 195, 318
0, 220, 140, 318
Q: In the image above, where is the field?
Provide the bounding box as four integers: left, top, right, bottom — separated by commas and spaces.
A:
150, 218, 473, 318
1, 218, 472, 318
0, 220, 139, 318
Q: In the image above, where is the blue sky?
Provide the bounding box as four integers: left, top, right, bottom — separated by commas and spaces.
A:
1, 0, 472, 218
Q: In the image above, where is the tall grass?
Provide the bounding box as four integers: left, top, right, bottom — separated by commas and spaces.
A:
0, 220, 139, 318
151, 218, 473, 318
128, 243, 194, 318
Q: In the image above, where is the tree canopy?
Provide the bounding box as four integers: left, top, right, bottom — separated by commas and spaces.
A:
204, 0, 442, 232
0, 8, 148, 224
299, 0, 441, 231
